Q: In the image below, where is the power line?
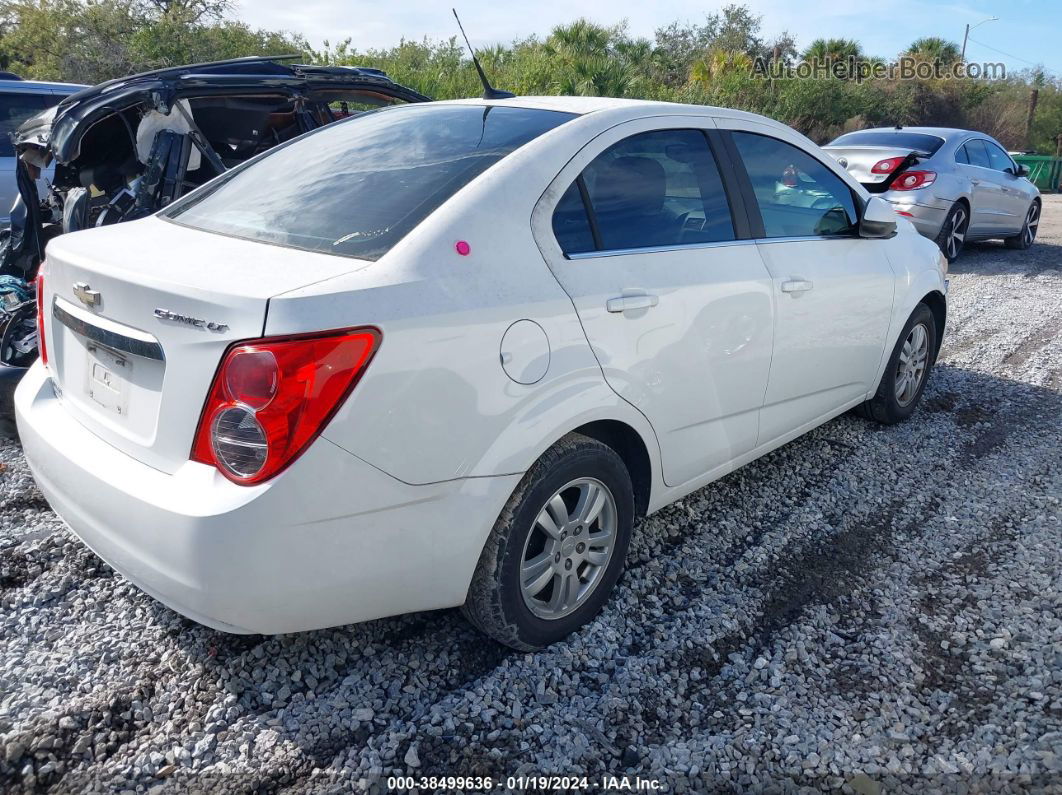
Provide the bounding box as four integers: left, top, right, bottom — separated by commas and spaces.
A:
966, 36, 1047, 68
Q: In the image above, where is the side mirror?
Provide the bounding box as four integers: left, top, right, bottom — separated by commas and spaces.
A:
859, 196, 897, 239
1016, 163, 1030, 178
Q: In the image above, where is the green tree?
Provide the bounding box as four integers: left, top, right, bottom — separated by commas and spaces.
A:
905, 37, 961, 65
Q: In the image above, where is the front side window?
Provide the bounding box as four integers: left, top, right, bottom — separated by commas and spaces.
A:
0, 92, 59, 157
732, 131, 858, 238
165, 104, 575, 261
551, 129, 734, 255
985, 141, 1015, 172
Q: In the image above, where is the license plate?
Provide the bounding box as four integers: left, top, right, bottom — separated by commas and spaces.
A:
85, 343, 130, 416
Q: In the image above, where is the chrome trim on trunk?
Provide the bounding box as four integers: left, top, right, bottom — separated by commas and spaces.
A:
52, 299, 165, 361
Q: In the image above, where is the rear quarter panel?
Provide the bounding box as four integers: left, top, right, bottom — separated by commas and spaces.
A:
264, 112, 665, 488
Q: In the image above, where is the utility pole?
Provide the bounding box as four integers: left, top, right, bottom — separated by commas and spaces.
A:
961, 16, 999, 61
1026, 88, 1039, 151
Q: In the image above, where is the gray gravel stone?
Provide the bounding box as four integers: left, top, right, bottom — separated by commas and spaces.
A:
0, 198, 1060, 793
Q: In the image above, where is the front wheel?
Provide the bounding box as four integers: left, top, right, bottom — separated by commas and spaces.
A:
1004, 200, 1040, 250
858, 303, 938, 424
462, 434, 634, 650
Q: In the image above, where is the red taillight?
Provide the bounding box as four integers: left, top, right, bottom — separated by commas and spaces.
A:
891, 170, 937, 191
871, 156, 906, 174
35, 274, 47, 367
191, 327, 381, 484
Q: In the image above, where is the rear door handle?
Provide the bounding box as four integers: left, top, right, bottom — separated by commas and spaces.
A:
606, 293, 659, 312
780, 279, 813, 293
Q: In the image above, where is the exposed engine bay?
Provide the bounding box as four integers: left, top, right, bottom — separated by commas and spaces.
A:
0, 56, 429, 368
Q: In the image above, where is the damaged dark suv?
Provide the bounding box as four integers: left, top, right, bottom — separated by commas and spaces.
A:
0, 56, 429, 372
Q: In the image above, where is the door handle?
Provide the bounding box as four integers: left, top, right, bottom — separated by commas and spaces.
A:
780, 279, 813, 293
606, 293, 659, 313
971, 178, 981, 186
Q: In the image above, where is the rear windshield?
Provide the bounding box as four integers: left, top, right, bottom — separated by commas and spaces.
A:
164, 104, 576, 261
828, 131, 945, 155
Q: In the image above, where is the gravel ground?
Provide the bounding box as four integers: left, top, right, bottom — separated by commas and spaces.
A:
1, 198, 1060, 794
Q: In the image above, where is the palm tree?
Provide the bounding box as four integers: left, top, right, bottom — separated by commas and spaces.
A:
801, 38, 863, 63
690, 49, 754, 84
905, 37, 961, 65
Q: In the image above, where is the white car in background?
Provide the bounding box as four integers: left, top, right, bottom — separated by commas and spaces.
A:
17, 97, 947, 649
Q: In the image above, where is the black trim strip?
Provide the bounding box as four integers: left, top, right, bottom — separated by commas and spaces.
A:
575, 174, 603, 251
703, 128, 751, 240
717, 130, 766, 239
53, 302, 164, 361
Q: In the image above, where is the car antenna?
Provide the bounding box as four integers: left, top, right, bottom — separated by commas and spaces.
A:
452, 8, 515, 100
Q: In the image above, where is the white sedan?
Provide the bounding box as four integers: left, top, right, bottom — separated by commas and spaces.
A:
16, 96, 947, 649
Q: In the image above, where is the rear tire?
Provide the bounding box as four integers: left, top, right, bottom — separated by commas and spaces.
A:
1004, 200, 1040, 250
858, 303, 937, 425
934, 201, 968, 263
462, 433, 634, 650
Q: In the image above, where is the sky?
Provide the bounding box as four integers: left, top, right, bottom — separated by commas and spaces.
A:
235, 0, 1059, 76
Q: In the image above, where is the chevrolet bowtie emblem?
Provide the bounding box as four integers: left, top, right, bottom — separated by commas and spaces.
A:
73, 282, 101, 307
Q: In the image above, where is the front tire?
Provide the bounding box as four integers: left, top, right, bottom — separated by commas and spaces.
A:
462, 433, 634, 650
858, 303, 937, 424
934, 201, 968, 263
1004, 200, 1040, 250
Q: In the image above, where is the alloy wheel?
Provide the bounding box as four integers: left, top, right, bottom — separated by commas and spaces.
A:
1024, 203, 1039, 247
895, 322, 929, 406
519, 477, 618, 620
946, 207, 966, 260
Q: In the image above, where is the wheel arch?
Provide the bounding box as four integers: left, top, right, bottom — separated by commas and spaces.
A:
920, 289, 947, 358
569, 419, 653, 517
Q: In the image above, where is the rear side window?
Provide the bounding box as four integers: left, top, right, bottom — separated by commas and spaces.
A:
553, 129, 734, 255
732, 132, 858, 238
964, 139, 992, 169
828, 131, 945, 155
165, 105, 576, 261
0, 92, 59, 157
955, 146, 969, 164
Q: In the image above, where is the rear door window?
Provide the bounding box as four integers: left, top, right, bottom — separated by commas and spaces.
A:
553, 129, 735, 255
732, 131, 858, 238
955, 145, 970, 164
964, 139, 992, 169
0, 92, 58, 157
165, 104, 576, 261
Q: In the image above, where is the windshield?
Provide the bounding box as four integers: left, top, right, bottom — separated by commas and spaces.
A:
828, 131, 945, 155
164, 104, 576, 261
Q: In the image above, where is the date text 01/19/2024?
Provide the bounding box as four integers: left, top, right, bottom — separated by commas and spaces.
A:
385, 775, 664, 791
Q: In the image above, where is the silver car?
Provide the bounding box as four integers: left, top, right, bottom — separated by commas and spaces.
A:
0, 77, 87, 227
824, 127, 1041, 261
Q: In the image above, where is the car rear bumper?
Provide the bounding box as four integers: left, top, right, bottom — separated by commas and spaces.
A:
15, 362, 519, 634
883, 193, 950, 238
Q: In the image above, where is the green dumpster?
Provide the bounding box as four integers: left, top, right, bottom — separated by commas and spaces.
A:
1012, 154, 1062, 192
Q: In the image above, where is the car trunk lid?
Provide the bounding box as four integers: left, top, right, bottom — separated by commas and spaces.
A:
822, 145, 924, 190
41, 216, 365, 474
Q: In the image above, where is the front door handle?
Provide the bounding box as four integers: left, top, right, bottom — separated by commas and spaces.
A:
780, 279, 814, 293
607, 293, 659, 313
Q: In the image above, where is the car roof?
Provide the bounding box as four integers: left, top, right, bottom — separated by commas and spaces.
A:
434, 95, 795, 132
0, 79, 88, 93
